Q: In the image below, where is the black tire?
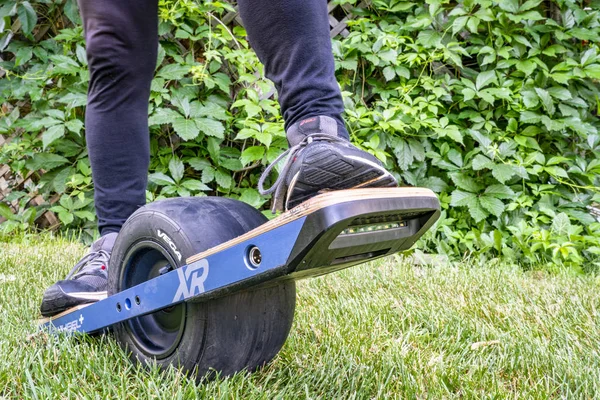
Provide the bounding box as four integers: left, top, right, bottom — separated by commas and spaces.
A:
108, 197, 296, 380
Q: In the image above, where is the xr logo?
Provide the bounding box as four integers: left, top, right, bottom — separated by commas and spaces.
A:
173, 259, 210, 302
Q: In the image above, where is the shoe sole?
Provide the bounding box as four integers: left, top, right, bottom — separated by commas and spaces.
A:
286, 145, 397, 210
40, 287, 107, 318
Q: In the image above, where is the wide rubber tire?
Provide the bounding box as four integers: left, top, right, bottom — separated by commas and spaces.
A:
108, 197, 296, 380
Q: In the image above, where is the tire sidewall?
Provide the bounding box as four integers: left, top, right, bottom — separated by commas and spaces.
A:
108, 210, 209, 373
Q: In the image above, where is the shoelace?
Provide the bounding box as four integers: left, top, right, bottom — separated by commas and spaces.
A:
66, 249, 111, 280
258, 133, 348, 213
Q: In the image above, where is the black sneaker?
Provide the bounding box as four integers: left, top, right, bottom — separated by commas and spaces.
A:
258, 116, 397, 212
40, 233, 117, 317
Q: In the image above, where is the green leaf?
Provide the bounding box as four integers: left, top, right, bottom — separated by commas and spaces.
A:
498, 0, 519, 13
181, 179, 211, 192
570, 28, 600, 42
148, 172, 175, 186
417, 30, 441, 47
535, 88, 555, 115
467, 16, 480, 33
485, 184, 514, 199
584, 64, 600, 79
466, 197, 488, 222
392, 138, 413, 171
189, 102, 229, 120
64, 119, 84, 135
476, 70, 497, 90
547, 86, 572, 101
520, 0, 543, 11
17, 2, 36, 35
422, 177, 448, 193
522, 90, 539, 108
408, 139, 425, 161
390, 2, 416, 11
172, 95, 191, 118
462, 88, 476, 101
472, 154, 493, 170
447, 149, 463, 167
232, 99, 262, 118
57, 92, 87, 108
238, 188, 265, 208
0, 203, 15, 221
546, 156, 569, 166
52, 167, 73, 193
516, 60, 536, 76
544, 166, 569, 178
520, 111, 542, 124
486, 88, 511, 100
172, 117, 200, 141
157, 64, 190, 80
42, 125, 66, 150
514, 135, 541, 151
195, 118, 225, 139
25, 153, 68, 171
564, 209, 597, 225
74, 211, 95, 221
444, 125, 464, 144
559, 104, 579, 117
58, 211, 74, 225
492, 164, 516, 184
215, 169, 232, 189
479, 196, 505, 217
188, 158, 211, 171
450, 190, 475, 207
395, 66, 410, 79
64, 0, 80, 24
207, 138, 220, 163
382, 66, 395, 82
378, 49, 397, 63
452, 16, 469, 35
478, 90, 495, 104
493, 229, 503, 252
240, 146, 265, 166
202, 167, 215, 184
481, 53, 496, 66
254, 130, 272, 147
149, 108, 183, 126
211, 72, 231, 93
469, 130, 492, 148
49, 55, 80, 75
76, 45, 87, 66
338, 59, 358, 71
540, 116, 565, 131
168, 158, 184, 183
551, 212, 571, 235
450, 173, 482, 193
15, 47, 32, 66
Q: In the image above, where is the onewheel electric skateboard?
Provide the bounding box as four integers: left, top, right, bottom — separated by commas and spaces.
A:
39, 187, 440, 379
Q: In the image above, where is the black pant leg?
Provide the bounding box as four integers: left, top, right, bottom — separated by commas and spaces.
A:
237, 0, 349, 139
78, 0, 158, 235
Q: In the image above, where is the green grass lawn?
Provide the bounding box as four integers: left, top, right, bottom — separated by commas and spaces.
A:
1, 235, 600, 399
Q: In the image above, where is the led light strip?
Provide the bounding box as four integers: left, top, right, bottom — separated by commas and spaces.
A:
341, 221, 406, 235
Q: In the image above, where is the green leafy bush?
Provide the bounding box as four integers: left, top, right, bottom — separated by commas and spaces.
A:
0, 0, 599, 270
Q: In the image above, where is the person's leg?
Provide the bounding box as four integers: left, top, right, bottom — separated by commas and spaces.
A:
238, 1, 397, 212
81, 0, 158, 235
236, 0, 348, 139
40, 0, 158, 317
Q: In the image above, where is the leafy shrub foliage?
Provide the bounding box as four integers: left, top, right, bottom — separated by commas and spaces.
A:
0, 0, 599, 270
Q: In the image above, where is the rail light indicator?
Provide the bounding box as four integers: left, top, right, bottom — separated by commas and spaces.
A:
341, 221, 406, 235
